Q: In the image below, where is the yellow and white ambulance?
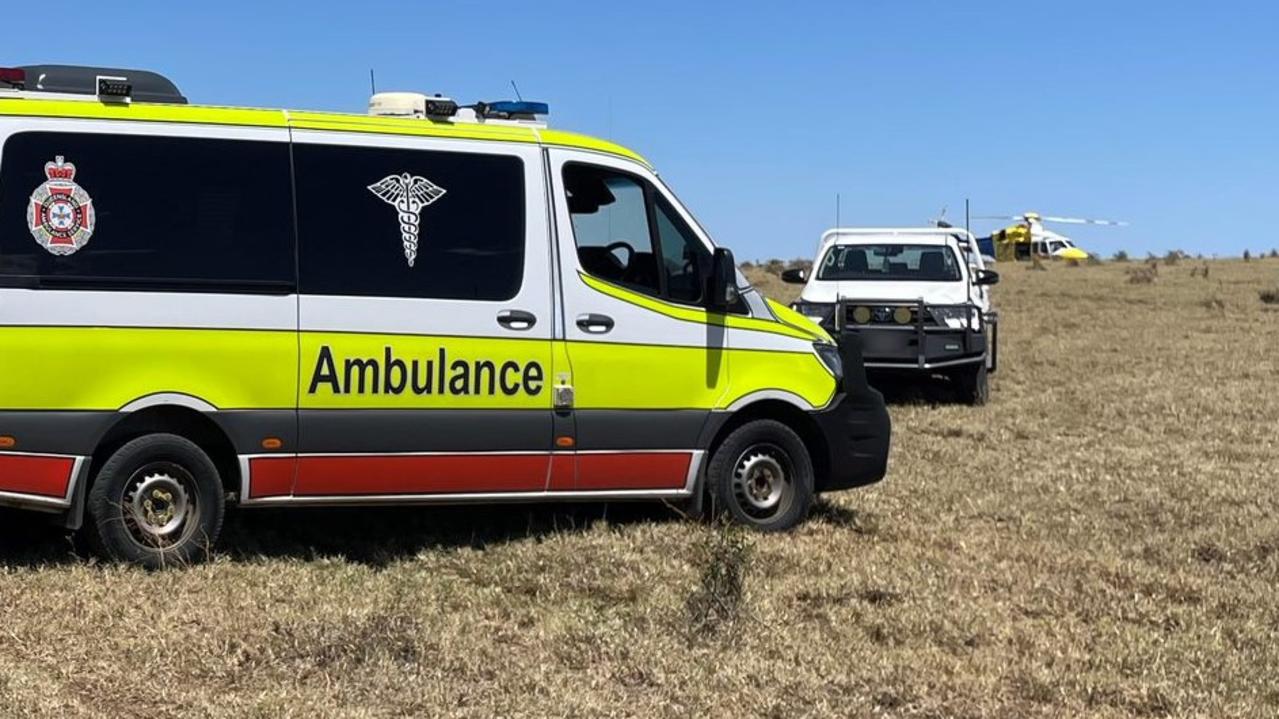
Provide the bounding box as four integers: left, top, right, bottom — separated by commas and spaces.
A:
0, 65, 890, 566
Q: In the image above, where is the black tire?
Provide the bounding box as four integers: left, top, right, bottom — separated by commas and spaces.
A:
707, 419, 814, 532
987, 319, 999, 374
83, 434, 225, 568
955, 363, 990, 406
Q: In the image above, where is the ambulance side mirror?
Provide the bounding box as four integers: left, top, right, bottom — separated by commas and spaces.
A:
708, 247, 740, 311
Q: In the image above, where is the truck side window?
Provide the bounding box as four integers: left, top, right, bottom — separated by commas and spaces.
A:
294, 143, 525, 301
563, 164, 662, 297
0, 131, 294, 292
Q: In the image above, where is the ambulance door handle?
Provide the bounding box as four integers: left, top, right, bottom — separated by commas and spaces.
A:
497, 309, 537, 331
576, 313, 614, 334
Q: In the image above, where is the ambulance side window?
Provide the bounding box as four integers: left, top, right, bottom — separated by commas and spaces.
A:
294, 143, 525, 301
0, 131, 295, 292
563, 164, 662, 297
563, 163, 709, 305
654, 196, 709, 304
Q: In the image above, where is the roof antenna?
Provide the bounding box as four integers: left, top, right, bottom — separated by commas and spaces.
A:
827, 192, 841, 253
369, 69, 377, 94
510, 80, 523, 101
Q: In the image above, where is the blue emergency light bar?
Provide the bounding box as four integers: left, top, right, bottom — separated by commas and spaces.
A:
488, 100, 548, 115
473, 100, 549, 119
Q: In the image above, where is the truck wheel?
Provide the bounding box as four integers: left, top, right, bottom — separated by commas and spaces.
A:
707, 420, 813, 532
84, 434, 225, 568
955, 364, 990, 406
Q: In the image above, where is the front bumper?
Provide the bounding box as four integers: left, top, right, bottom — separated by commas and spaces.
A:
811, 336, 891, 492
834, 300, 992, 371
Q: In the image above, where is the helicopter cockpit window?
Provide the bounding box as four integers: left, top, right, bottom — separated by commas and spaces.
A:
817, 244, 962, 282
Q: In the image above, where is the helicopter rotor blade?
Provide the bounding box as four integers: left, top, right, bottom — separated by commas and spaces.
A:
1040, 215, 1129, 226
972, 215, 1020, 221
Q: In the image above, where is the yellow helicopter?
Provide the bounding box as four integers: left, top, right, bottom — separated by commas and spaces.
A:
976, 212, 1127, 262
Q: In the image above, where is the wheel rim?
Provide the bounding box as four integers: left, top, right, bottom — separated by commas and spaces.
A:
730, 443, 794, 522
122, 462, 200, 549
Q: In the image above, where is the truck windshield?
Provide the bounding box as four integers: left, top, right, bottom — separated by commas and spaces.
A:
817, 244, 962, 282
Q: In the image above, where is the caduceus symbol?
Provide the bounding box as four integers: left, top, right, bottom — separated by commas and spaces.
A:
367, 173, 447, 267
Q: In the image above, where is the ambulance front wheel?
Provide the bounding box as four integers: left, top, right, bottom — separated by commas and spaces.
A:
84, 433, 226, 569
707, 419, 814, 532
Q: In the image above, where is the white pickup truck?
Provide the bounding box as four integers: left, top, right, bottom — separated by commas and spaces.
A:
785, 228, 1000, 404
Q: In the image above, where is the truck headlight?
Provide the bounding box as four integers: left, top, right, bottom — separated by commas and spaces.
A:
813, 342, 843, 381
792, 301, 835, 326
930, 306, 981, 330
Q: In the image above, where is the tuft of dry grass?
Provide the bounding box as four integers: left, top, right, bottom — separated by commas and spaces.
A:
685, 522, 753, 635
2, 260, 1279, 717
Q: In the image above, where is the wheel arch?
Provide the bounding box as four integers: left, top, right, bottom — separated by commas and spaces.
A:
88, 405, 241, 497
703, 399, 830, 493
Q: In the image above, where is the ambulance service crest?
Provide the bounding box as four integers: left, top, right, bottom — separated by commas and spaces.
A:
27, 156, 96, 256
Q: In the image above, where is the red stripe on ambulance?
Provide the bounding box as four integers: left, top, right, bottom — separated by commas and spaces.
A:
0, 454, 75, 498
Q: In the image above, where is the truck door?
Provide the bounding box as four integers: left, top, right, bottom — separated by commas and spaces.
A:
546, 149, 728, 492
286, 132, 554, 501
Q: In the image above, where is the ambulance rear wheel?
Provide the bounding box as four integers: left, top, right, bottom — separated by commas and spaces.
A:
708, 420, 813, 532
84, 434, 225, 569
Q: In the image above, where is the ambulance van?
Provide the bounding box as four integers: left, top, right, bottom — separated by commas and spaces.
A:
0, 65, 890, 566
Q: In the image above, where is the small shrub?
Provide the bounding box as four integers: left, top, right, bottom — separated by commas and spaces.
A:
1164, 251, 1181, 266
1243, 250, 1252, 262
1126, 267, 1156, 284
686, 522, 753, 634
738, 260, 755, 271
787, 258, 813, 272
1270, 249, 1279, 259
1112, 250, 1130, 262
1086, 254, 1102, 266
763, 258, 785, 276
1261, 288, 1279, 305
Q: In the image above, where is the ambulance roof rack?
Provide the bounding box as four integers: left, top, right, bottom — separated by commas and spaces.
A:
368, 92, 548, 127
0, 65, 187, 104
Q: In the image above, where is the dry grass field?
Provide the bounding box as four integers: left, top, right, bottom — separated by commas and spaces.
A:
2, 259, 1278, 718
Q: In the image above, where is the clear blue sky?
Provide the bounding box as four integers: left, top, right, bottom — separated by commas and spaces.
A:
8, 1, 1276, 259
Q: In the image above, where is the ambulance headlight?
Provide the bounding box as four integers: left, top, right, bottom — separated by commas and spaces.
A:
813, 342, 843, 381
792, 301, 835, 326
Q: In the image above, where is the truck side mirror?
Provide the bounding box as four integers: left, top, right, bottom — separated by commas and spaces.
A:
974, 269, 1000, 286
781, 268, 808, 284
708, 247, 740, 311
